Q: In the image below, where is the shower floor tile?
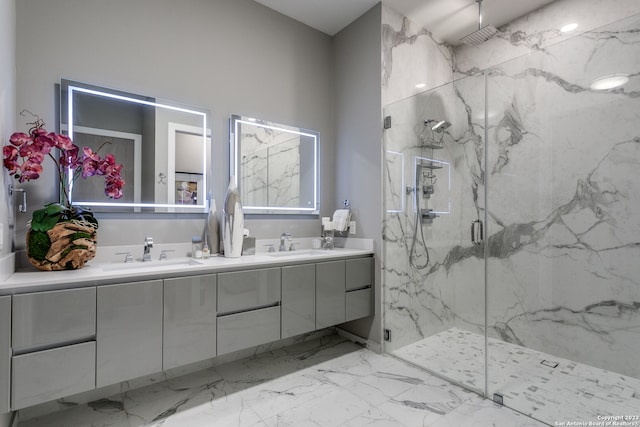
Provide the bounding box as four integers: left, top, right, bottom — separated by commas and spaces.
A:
17, 334, 544, 427
392, 327, 640, 425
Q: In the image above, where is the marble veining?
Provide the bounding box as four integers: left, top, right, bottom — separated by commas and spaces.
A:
382, 2, 640, 426
382, 5, 454, 106
393, 328, 640, 424
453, 0, 640, 76
18, 335, 545, 427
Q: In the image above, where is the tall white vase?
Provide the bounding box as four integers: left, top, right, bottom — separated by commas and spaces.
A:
223, 176, 244, 258
206, 199, 220, 254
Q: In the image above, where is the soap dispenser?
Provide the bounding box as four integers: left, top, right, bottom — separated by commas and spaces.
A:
191, 236, 203, 259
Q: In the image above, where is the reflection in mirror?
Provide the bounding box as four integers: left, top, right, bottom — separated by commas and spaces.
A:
60, 79, 210, 212
230, 115, 319, 215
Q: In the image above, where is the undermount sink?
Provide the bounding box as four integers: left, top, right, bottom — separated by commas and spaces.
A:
101, 258, 203, 272
266, 249, 323, 257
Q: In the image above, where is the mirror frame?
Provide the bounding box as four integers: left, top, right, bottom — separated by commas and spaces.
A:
61, 79, 210, 212
230, 114, 319, 215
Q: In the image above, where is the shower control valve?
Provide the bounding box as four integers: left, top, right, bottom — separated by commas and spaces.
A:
423, 185, 435, 197
422, 209, 438, 220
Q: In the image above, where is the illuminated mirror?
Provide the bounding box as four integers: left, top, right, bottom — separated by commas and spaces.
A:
60, 79, 210, 212
230, 115, 319, 214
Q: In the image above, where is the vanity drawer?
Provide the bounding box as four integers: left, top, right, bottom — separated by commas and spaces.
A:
0, 296, 10, 413
11, 341, 96, 409
12, 287, 96, 353
345, 257, 373, 291
217, 268, 281, 314
346, 288, 372, 322
217, 306, 280, 355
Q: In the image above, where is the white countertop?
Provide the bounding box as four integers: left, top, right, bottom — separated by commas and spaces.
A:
0, 238, 374, 295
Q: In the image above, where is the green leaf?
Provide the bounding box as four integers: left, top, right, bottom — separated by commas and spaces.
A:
32, 207, 47, 223
31, 203, 65, 232
44, 203, 65, 216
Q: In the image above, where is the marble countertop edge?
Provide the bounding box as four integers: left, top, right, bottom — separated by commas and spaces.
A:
0, 238, 374, 295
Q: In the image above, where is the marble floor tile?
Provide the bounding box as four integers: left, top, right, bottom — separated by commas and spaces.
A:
392, 327, 640, 426
428, 398, 548, 427
18, 334, 547, 427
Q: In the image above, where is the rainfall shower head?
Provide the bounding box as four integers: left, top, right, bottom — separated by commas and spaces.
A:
461, 0, 497, 46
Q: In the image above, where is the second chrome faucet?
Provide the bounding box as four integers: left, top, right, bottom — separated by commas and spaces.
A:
279, 232, 292, 251
143, 237, 153, 261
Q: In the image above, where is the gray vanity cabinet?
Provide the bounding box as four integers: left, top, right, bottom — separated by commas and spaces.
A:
12, 342, 95, 410
12, 287, 96, 353
0, 296, 10, 413
163, 274, 217, 370
345, 257, 374, 321
217, 268, 281, 355
10, 288, 97, 410
316, 260, 346, 328
96, 280, 163, 388
281, 264, 316, 339
217, 268, 280, 314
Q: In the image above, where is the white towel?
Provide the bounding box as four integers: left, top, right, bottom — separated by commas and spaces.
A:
332, 209, 351, 232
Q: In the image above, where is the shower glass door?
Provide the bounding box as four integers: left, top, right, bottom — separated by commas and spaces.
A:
383, 10, 640, 427
382, 71, 488, 396
485, 13, 640, 423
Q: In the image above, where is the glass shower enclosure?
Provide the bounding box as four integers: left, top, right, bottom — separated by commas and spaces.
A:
382, 13, 640, 425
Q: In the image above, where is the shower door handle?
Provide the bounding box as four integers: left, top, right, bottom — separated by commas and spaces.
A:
471, 219, 483, 246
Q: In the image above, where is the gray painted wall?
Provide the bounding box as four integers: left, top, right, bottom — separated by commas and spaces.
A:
14, 0, 335, 246
11, 0, 383, 344
0, 0, 15, 260
0, 0, 15, 422
333, 4, 383, 344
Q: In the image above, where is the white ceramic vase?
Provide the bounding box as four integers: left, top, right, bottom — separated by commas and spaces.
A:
206, 199, 220, 254
223, 176, 244, 258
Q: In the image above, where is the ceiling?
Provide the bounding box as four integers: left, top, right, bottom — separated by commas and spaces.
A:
253, 0, 557, 44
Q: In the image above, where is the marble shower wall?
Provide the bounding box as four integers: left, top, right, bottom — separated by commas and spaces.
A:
381, 5, 453, 107
483, 12, 640, 381
454, 0, 640, 77
382, 0, 640, 383
381, 5, 478, 357
383, 74, 488, 363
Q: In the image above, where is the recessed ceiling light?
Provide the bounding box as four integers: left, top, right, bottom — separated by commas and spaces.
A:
590, 74, 629, 90
560, 23, 578, 33
415, 83, 426, 89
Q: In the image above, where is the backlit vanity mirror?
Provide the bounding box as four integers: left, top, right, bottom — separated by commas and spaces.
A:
60, 79, 210, 212
230, 115, 319, 215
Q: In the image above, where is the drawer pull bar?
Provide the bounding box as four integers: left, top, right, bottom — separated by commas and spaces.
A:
346, 285, 372, 293
217, 302, 280, 318
12, 337, 96, 356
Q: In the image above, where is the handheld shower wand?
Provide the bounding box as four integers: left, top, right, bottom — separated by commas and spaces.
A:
409, 164, 430, 269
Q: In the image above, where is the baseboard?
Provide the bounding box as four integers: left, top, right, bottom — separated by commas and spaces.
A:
336, 328, 382, 353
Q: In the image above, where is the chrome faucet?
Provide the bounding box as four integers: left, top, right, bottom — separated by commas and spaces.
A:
143, 237, 153, 261
279, 232, 292, 252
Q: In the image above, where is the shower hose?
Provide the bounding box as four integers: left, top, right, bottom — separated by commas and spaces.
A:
409, 206, 430, 269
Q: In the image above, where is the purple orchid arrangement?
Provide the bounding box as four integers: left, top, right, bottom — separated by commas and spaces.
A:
3, 112, 125, 205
